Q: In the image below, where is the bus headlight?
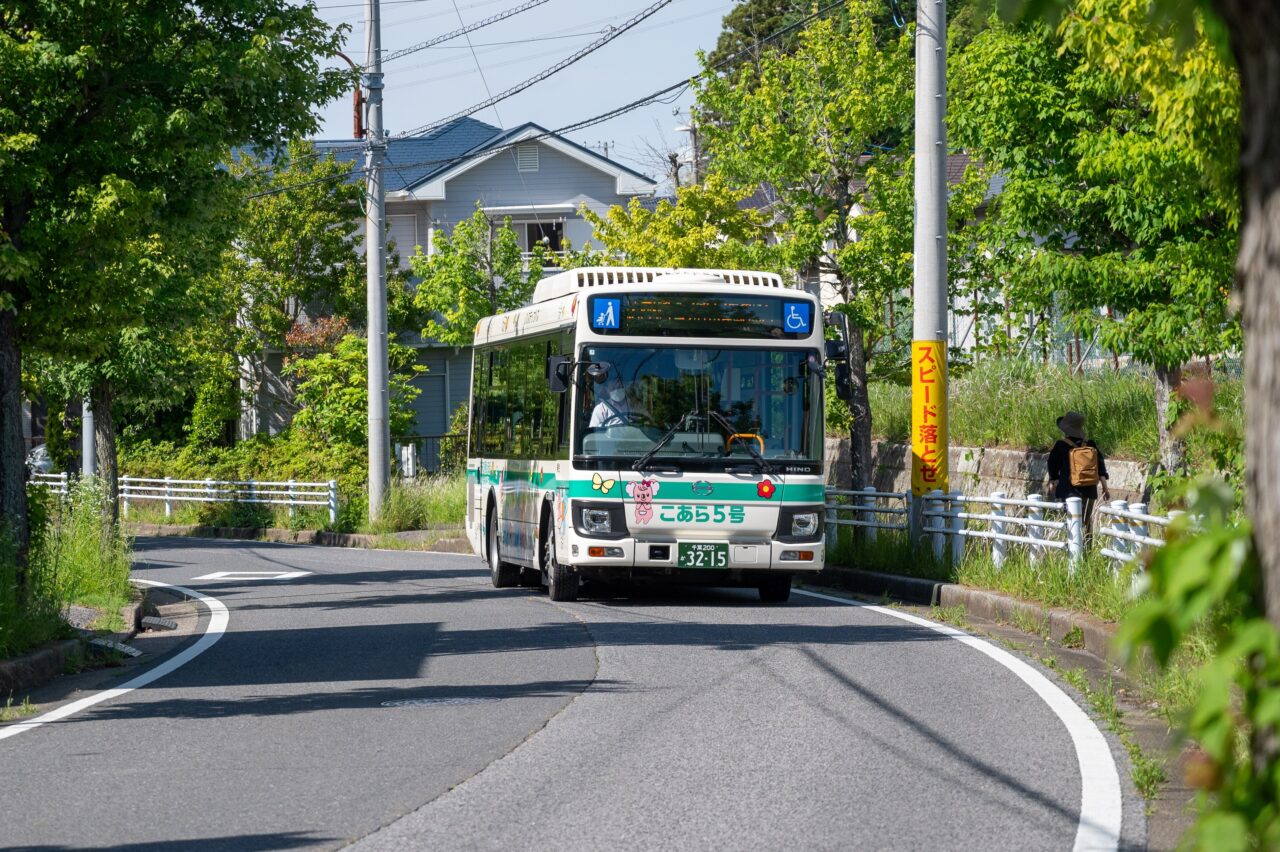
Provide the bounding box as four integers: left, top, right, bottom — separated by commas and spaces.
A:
582, 509, 612, 534
775, 505, 824, 543
572, 500, 630, 540
791, 512, 819, 538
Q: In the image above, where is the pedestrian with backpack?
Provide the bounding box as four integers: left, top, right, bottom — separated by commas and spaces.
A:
1048, 411, 1110, 537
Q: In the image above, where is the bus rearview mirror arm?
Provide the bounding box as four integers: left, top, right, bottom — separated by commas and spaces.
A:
547, 356, 611, 393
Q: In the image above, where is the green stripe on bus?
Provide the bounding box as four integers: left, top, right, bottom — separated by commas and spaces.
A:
467, 466, 824, 503
565, 480, 824, 503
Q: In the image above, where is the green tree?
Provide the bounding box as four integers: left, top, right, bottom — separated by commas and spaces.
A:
996, 2, 1280, 846
410, 206, 546, 347
950, 3, 1239, 474
578, 175, 784, 271
696, 0, 914, 487
209, 142, 417, 428
0, 0, 349, 569
286, 334, 423, 447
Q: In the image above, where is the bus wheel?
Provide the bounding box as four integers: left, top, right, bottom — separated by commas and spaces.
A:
758, 573, 792, 603
544, 526, 579, 602
488, 506, 519, 589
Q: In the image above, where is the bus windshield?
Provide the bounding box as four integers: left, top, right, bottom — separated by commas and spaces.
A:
575, 344, 822, 466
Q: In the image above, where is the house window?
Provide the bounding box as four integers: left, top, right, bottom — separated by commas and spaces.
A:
525, 222, 563, 253
516, 144, 539, 172
387, 214, 418, 267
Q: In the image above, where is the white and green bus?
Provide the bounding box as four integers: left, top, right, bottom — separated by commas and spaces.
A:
465, 266, 851, 603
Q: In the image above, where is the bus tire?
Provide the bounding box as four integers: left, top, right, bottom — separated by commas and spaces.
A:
543, 525, 579, 602
488, 504, 519, 589
758, 573, 792, 603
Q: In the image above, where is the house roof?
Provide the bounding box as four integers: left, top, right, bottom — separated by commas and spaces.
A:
313, 118, 655, 196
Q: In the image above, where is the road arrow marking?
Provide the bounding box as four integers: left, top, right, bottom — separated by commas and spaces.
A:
191, 570, 311, 581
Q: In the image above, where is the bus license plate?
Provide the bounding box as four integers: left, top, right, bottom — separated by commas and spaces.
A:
678, 543, 728, 569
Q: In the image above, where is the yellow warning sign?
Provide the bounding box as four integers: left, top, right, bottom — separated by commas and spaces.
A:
911, 339, 948, 495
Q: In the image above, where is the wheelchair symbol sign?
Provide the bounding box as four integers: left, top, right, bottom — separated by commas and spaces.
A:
783, 302, 811, 334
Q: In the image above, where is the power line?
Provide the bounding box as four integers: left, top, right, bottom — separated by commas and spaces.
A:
250, 0, 845, 199
393, 0, 675, 139
381, 0, 555, 65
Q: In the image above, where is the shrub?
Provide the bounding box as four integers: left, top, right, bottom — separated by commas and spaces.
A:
365, 476, 467, 534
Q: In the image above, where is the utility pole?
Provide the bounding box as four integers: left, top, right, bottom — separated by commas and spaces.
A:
910, 0, 948, 507
364, 0, 390, 521
81, 398, 95, 477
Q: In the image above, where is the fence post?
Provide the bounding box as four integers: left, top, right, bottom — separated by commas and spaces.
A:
288, 479, 297, 521
328, 480, 338, 527
1026, 493, 1044, 565
1066, 496, 1083, 571
824, 489, 837, 552
991, 491, 1007, 569
928, 489, 946, 562
1130, 501, 1148, 563
60, 471, 69, 496
949, 491, 965, 564
164, 476, 172, 520
1109, 500, 1131, 567
862, 486, 878, 545
121, 475, 130, 519
908, 489, 923, 552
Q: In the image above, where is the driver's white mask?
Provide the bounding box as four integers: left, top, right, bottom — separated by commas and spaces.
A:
608, 387, 626, 403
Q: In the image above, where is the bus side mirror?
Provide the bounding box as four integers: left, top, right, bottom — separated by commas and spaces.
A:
825, 338, 848, 360
547, 355, 570, 393
834, 362, 853, 401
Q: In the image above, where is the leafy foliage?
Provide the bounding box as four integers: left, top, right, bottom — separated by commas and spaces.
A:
411, 206, 546, 347
286, 334, 423, 446
949, 3, 1240, 369
576, 174, 784, 271
1117, 480, 1280, 850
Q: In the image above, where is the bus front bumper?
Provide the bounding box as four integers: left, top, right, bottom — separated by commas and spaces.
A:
566, 537, 823, 576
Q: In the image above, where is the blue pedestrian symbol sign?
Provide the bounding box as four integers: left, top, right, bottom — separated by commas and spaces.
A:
783, 301, 811, 334
592, 298, 621, 330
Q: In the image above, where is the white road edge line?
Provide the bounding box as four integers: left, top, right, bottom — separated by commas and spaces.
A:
0, 579, 229, 742
793, 587, 1123, 852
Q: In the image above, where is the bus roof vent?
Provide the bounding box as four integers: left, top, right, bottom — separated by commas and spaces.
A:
530, 266, 787, 303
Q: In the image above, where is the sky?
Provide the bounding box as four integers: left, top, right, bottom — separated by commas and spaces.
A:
308, 0, 736, 182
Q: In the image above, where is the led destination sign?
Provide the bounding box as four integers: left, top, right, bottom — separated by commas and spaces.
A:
588, 294, 814, 339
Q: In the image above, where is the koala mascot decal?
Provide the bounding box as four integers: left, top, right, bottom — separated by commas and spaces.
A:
625, 479, 659, 525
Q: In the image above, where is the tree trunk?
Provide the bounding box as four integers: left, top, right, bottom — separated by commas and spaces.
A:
0, 307, 29, 582
1215, 0, 1280, 631
1153, 364, 1186, 475
846, 326, 873, 490
91, 376, 120, 528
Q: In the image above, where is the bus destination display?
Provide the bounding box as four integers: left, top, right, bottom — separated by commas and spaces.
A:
589, 294, 813, 338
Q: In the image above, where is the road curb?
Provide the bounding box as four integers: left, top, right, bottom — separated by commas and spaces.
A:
126, 523, 472, 553
1, 590, 150, 700
814, 565, 1120, 660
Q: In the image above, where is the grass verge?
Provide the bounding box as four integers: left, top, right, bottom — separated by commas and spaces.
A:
1042, 656, 1168, 803
1, 478, 133, 660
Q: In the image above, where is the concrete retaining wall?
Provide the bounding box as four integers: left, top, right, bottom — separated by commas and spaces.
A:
823, 437, 1150, 503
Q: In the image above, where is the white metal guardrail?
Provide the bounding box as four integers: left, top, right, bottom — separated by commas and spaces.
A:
119, 476, 338, 525
824, 487, 910, 550
922, 490, 1085, 566
1097, 500, 1180, 568
28, 472, 69, 495
825, 485, 1191, 575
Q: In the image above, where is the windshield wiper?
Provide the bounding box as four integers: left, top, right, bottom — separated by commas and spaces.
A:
633, 408, 698, 472
708, 410, 775, 475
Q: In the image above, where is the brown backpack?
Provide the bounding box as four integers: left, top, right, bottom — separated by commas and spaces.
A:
1067, 440, 1100, 487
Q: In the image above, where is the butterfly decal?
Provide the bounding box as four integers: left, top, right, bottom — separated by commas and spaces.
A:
591, 472, 616, 494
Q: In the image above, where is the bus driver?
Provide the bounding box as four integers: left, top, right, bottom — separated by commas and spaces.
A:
589, 372, 642, 428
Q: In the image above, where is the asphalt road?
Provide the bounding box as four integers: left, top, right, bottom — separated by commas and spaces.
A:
0, 538, 1144, 851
